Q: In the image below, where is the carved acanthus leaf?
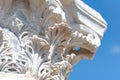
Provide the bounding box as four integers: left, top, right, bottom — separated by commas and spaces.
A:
46, 22, 72, 63
24, 35, 49, 75
69, 30, 100, 53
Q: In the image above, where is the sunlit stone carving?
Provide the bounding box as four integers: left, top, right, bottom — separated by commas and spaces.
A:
0, 0, 107, 80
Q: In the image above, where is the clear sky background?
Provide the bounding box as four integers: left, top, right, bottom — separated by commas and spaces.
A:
69, 0, 120, 80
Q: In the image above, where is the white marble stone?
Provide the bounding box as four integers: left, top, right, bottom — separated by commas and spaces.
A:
0, 0, 107, 80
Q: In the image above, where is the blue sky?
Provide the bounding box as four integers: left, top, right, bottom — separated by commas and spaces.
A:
69, 0, 120, 80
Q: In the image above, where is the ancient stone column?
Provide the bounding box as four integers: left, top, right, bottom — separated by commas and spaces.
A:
0, 0, 107, 80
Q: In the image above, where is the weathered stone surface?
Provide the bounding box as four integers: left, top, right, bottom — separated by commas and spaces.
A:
0, 73, 36, 80
0, 0, 107, 80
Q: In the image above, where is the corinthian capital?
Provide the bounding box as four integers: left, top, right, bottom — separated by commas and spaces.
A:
0, 0, 107, 80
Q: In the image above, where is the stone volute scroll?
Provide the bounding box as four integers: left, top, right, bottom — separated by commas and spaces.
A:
0, 0, 107, 80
